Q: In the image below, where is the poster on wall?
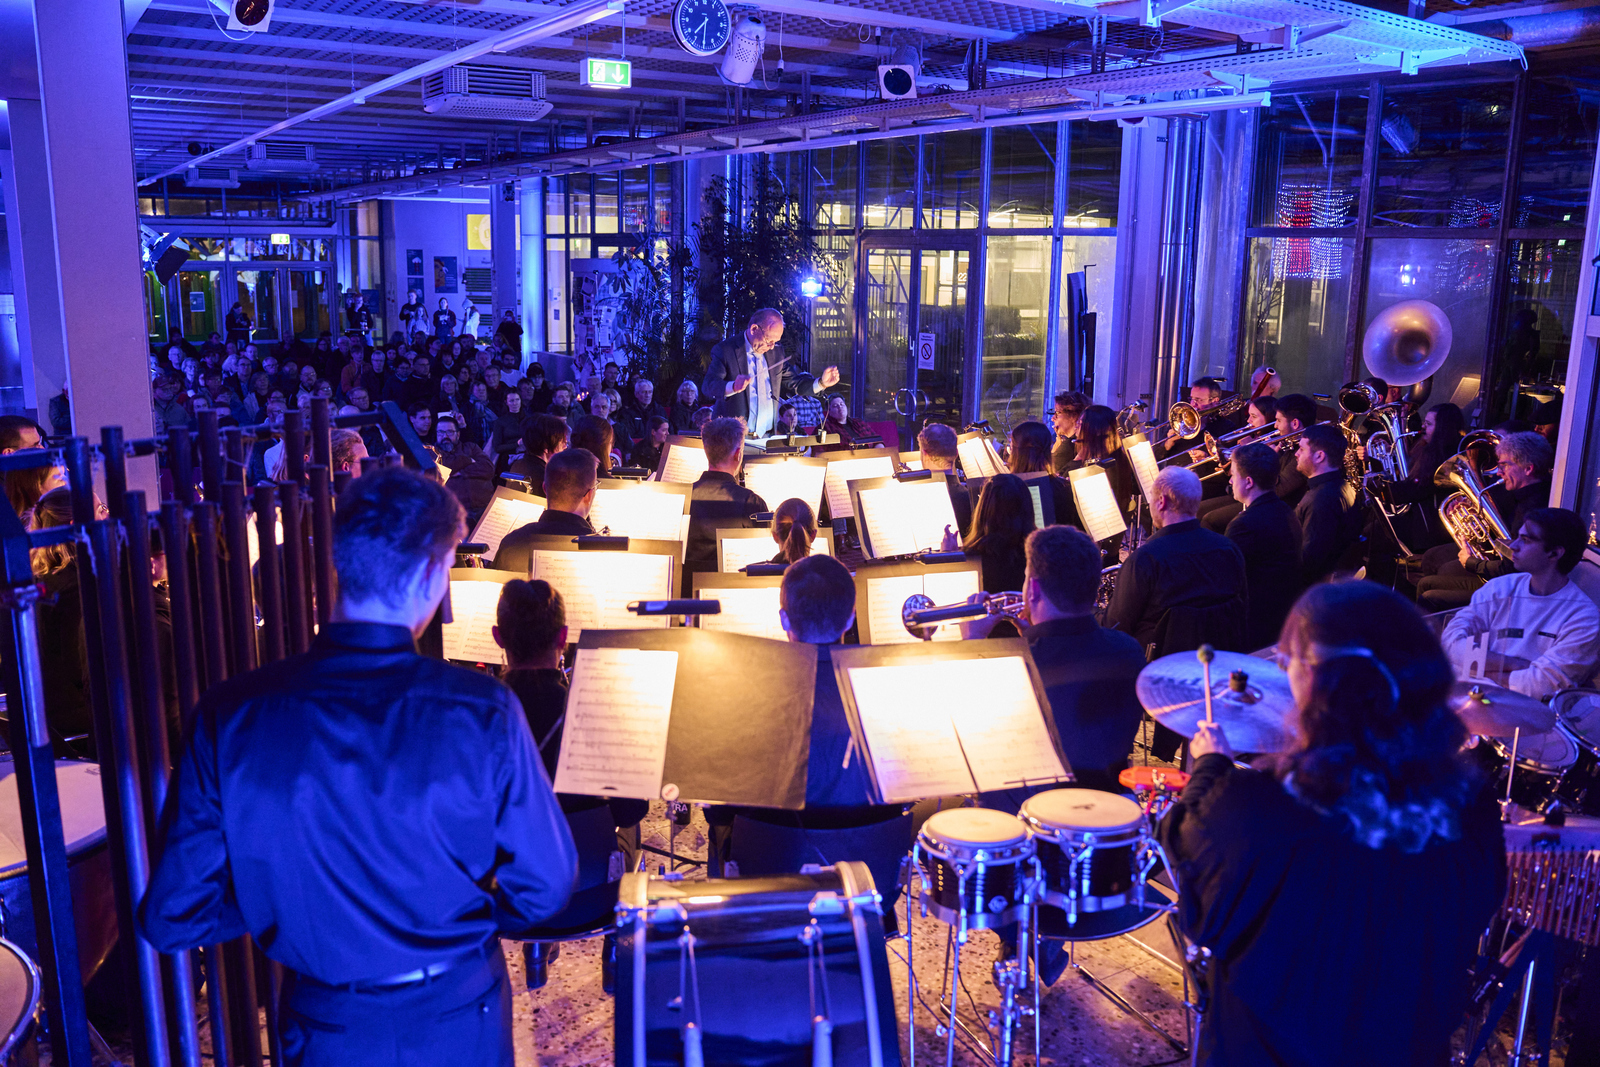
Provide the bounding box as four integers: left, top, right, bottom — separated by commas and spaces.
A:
569, 259, 621, 383
406, 248, 424, 277
188, 291, 206, 312
467, 214, 492, 251
434, 256, 459, 293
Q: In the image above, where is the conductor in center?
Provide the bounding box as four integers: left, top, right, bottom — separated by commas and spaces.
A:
703, 308, 842, 437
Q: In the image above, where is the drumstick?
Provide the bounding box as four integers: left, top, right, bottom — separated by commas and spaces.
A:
1197, 644, 1216, 726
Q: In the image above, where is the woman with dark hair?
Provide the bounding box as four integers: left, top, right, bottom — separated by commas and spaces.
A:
1378, 401, 1466, 547
768, 498, 818, 565
1246, 396, 1276, 430
950, 473, 1036, 594
1063, 404, 1136, 518
1160, 581, 1504, 1067
1006, 421, 1078, 529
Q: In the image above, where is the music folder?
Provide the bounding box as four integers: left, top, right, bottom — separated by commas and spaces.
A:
471, 484, 548, 563
1068, 464, 1128, 543
831, 639, 1071, 805
1122, 433, 1161, 507
715, 527, 836, 573
589, 480, 692, 550
852, 555, 984, 645
820, 448, 898, 521
965, 471, 1057, 530
741, 453, 829, 520
479, 534, 682, 642
848, 472, 960, 559
956, 431, 1005, 479
690, 572, 786, 641
554, 629, 816, 808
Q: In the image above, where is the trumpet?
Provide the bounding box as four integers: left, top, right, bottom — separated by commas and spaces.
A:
1435, 432, 1511, 563
901, 591, 1024, 640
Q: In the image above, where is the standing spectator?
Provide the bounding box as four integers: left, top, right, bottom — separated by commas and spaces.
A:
433, 298, 457, 341
399, 290, 428, 339
461, 299, 481, 339
494, 310, 523, 353
225, 302, 252, 348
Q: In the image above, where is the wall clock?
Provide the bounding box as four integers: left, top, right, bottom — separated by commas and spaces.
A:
672, 0, 732, 57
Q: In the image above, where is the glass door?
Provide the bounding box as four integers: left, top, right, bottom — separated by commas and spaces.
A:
175, 269, 222, 344
855, 233, 977, 447
232, 269, 280, 345
288, 269, 331, 340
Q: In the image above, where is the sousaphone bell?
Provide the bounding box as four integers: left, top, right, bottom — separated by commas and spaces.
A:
1362, 299, 1452, 387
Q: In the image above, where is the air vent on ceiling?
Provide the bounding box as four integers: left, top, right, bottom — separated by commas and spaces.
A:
422, 65, 552, 121
185, 166, 240, 189
246, 142, 319, 173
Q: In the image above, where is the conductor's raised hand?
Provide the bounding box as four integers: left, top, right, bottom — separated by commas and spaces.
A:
818, 366, 842, 389
1191, 721, 1234, 760
727, 373, 754, 396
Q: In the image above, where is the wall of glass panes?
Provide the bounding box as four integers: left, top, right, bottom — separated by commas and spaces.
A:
540, 121, 1122, 433
1237, 70, 1598, 429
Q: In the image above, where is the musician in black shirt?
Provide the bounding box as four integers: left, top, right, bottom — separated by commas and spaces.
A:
141, 468, 575, 1066
917, 422, 973, 537
685, 417, 768, 593
1224, 442, 1303, 651
1294, 423, 1359, 587
495, 449, 599, 571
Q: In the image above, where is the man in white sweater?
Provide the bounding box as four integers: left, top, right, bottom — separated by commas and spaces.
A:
1442, 507, 1599, 699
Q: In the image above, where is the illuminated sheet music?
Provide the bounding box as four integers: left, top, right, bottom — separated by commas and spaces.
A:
471, 490, 547, 560
845, 665, 974, 801
441, 580, 506, 663
864, 569, 982, 645
659, 440, 708, 484
1125, 437, 1160, 505
246, 518, 284, 569
855, 480, 958, 558
743, 461, 827, 518
957, 436, 1003, 479
823, 455, 896, 519
529, 550, 675, 639
1069, 466, 1128, 543
718, 532, 833, 573
899, 451, 924, 471
1027, 484, 1046, 530
693, 586, 786, 641
589, 486, 688, 541
554, 647, 678, 799
435, 458, 454, 484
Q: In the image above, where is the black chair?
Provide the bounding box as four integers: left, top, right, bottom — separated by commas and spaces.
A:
519, 804, 625, 993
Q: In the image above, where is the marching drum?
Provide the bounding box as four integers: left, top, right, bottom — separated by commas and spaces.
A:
913, 809, 1035, 933
1020, 788, 1171, 941
1551, 689, 1600, 815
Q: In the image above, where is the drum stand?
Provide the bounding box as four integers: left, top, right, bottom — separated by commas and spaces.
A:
1057, 924, 1191, 1056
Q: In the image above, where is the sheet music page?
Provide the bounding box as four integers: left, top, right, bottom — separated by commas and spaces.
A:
553, 647, 678, 799
945, 657, 1068, 791
589, 487, 687, 541
921, 569, 984, 616
899, 452, 924, 471
693, 586, 786, 640
441, 581, 506, 663
435, 458, 454, 484
1028, 485, 1046, 530
1070, 468, 1128, 543
743, 461, 827, 518
720, 535, 778, 573
823, 455, 896, 519
246, 517, 284, 569
660, 443, 708, 484
857, 481, 957, 558
530, 551, 675, 638
470, 494, 547, 559
1126, 439, 1161, 505
958, 437, 1002, 479
845, 664, 976, 801
864, 571, 977, 645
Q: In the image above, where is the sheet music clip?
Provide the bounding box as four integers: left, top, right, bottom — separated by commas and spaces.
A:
849, 437, 885, 450
576, 535, 630, 551
917, 550, 967, 565
894, 468, 933, 482
627, 599, 722, 616
455, 541, 490, 567
743, 562, 787, 576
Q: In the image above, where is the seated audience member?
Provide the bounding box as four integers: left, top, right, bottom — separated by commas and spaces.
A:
330, 429, 369, 480
434, 414, 495, 527
1224, 442, 1303, 650
690, 406, 714, 433
686, 417, 768, 592
773, 403, 801, 437
918, 422, 973, 537
488, 391, 524, 459
509, 414, 569, 492
407, 401, 435, 446
547, 382, 574, 421
965, 525, 1146, 799
629, 416, 670, 473
1442, 507, 1600, 699
667, 379, 700, 435
769, 498, 819, 566
570, 415, 617, 476
614, 379, 664, 445
821, 395, 873, 447
495, 448, 600, 572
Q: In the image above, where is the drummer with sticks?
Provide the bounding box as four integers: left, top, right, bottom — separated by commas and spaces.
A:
1151, 581, 1504, 1066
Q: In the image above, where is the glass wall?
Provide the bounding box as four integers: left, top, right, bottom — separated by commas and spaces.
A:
983, 235, 1051, 427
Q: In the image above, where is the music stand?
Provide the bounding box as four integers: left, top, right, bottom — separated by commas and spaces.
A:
741, 453, 829, 519
820, 447, 898, 522
655, 436, 708, 484
715, 527, 836, 573
852, 555, 983, 645
898, 450, 924, 471
847, 472, 960, 559
441, 568, 518, 664
956, 431, 1005, 479
557, 628, 817, 808
589, 481, 692, 547
1122, 433, 1161, 509
966, 471, 1057, 529
830, 638, 1070, 804
470, 484, 548, 563
490, 534, 681, 640
690, 572, 787, 641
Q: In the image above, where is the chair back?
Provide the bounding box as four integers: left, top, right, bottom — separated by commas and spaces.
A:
731, 813, 913, 909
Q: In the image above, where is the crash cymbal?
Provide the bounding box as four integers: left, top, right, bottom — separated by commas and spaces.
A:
1136, 650, 1297, 754
1450, 682, 1555, 737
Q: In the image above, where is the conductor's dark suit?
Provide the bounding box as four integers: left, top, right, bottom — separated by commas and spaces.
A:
701, 336, 816, 423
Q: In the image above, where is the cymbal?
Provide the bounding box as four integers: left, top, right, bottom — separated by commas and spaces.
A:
1449, 682, 1555, 737
1136, 650, 1297, 754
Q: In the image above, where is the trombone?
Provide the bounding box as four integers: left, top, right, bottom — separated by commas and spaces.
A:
1196, 421, 1329, 479
1162, 364, 1279, 441
901, 591, 1024, 640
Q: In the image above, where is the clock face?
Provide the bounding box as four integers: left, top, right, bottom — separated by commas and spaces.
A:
672, 0, 732, 57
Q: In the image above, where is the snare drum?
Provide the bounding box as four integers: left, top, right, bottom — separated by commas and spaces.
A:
914, 809, 1035, 932
1020, 789, 1153, 924
1553, 689, 1600, 815
1478, 728, 1580, 812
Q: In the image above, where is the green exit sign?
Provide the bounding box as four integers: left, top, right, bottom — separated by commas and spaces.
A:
581, 58, 632, 89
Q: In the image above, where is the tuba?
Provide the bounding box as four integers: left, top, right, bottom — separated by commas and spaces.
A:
1434, 432, 1512, 563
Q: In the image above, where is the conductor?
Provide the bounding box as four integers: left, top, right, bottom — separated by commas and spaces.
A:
140, 468, 577, 1066
702, 308, 841, 437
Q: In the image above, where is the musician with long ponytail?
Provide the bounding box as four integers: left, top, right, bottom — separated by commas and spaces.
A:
768, 498, 818, 566
1158, 581, 1505, 1067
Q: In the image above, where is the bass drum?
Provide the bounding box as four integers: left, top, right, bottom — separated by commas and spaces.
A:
1552, 689, 1600, 815
0, 761, 118, 981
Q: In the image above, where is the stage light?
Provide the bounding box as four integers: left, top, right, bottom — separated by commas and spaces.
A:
799, 275, 824, 299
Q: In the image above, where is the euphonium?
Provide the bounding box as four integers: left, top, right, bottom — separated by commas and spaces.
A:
1434, 434, 1512, 563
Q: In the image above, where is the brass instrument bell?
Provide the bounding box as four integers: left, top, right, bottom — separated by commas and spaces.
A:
1361, 299, 1453, 387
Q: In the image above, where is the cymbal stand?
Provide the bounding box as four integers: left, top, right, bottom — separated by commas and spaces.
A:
1501, 728, 1521, 821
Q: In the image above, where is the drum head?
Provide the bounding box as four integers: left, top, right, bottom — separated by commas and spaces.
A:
1494, 729, 1579, 773
0, 762, 107, 879
1022, 788, 1144, 834
1554, 689, 1600, 753
921, 808, 1029, 850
